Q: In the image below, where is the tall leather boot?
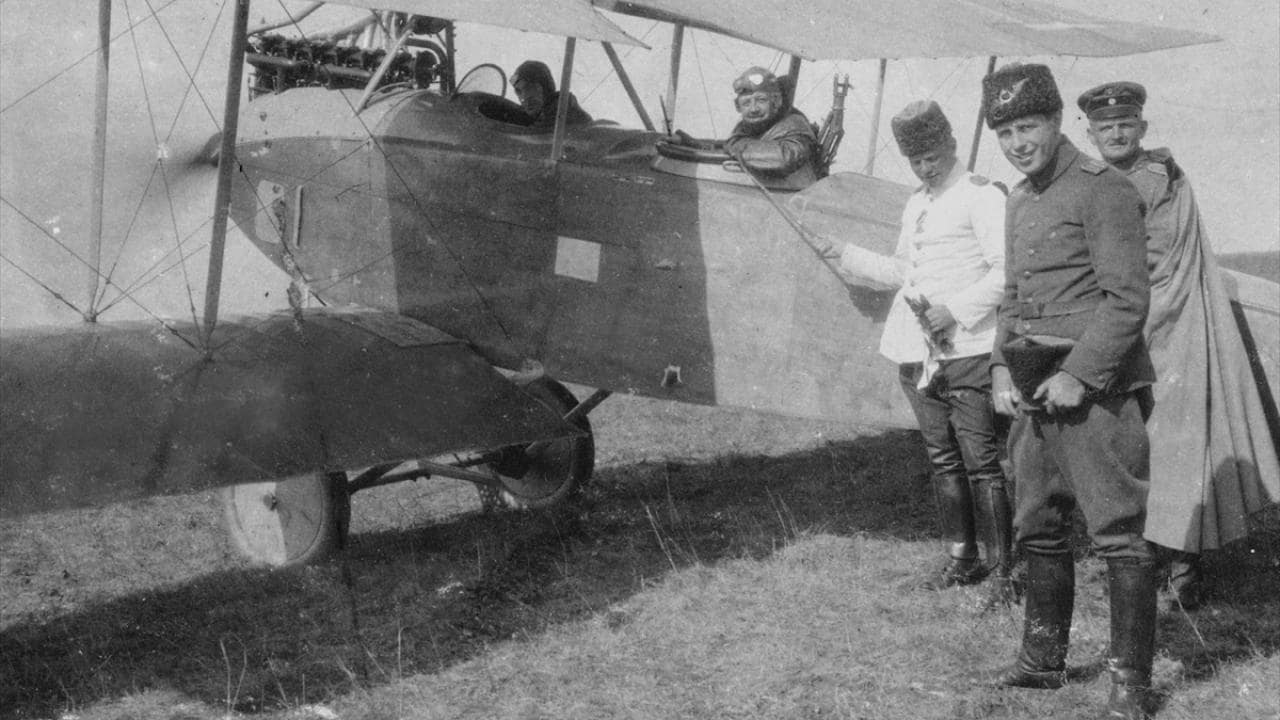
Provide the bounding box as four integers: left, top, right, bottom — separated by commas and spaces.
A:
1101, 557, 1158, 720
990, 550, 1074, 688
974, 480, 1018, 610
920, 471, 985, 589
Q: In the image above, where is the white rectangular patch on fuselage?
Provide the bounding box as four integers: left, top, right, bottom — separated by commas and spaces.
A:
555, 237, 601, 283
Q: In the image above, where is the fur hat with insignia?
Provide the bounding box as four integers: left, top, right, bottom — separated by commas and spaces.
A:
1077, 81, 1146, 120
891, 100, 953, 156
982, 63, 1063, 128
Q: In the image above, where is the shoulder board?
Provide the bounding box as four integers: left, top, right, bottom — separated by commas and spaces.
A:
1145, 147, 1183, 182
1080, 159, 1108, 175
969, 175, 990, 186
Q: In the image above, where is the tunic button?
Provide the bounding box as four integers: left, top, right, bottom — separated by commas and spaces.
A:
1028, 249, 1036, 255
1023, 270, 1032, 277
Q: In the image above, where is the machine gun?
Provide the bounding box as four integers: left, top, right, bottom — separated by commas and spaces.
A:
814, 74, 850, 178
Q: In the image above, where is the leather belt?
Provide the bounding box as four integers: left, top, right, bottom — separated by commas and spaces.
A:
1016, 298, 1098, 319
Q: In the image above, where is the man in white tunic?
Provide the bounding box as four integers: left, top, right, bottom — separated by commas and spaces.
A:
821, 100, 1014, 602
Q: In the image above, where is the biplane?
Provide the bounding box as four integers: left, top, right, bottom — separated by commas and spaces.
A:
2, 1, 1274, 567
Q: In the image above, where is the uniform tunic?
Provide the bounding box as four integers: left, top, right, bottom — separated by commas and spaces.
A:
1124, 148, 1280, 551
837, 162, 1006, 367
994, 137, 1155, 559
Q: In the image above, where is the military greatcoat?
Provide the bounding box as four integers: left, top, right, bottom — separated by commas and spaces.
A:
1125, 148, 1280, 552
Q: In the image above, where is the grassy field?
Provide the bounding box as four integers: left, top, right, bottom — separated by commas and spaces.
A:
2, 390, 1278, 720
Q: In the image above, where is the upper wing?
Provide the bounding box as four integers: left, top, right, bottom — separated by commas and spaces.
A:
324, 0, 646, 46
596, 0, 1219, 60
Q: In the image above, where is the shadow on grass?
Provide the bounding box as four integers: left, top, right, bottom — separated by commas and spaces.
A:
3, 430, 1278, 718
2, 429, 919, 716
1157, 506, 1280, 682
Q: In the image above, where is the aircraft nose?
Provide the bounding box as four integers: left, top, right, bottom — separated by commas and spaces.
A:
199, 132, 223, 166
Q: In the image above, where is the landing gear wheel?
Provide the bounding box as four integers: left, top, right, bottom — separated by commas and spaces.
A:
487, 378, 595, 510
221, 472, 351, 567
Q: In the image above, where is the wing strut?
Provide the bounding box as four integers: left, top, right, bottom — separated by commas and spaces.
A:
86, 0, 111, 321
602, 42, 654, 131
968, 56, 998, 171
201, 0, 251, 351
863, 58, 887, 176
353, 22, 415, 114
663, 24, 684, 134
549, 36, 578, 163
784, 55, 802, 108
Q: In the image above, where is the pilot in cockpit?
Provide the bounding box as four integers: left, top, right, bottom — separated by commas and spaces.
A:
722, 66, 819, 186
510, 60, 593, 130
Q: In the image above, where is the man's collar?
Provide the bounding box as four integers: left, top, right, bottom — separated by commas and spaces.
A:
1109, 145, 1146, 173
925, 161, 966, 198
1027, 136, 1075, 192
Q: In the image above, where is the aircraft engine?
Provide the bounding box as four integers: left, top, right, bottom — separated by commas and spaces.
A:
246, 33, 444, 98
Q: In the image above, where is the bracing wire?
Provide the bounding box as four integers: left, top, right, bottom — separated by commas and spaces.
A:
98, 0, 230, 311
581, 22, 660, 103
121, 0, 201, 331
1, 195, 199, 348
140, 0, 224, 128
1, 196, 112, 295
0, 252, 83, 317
1, 0, 225, 332
688, 31, 718, 139
0, 0, 185, 116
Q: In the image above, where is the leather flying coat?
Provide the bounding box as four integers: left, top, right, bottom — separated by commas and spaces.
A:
724, 107, 818, 186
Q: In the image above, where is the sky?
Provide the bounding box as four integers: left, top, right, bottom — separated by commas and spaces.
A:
1, 0, 1276, 328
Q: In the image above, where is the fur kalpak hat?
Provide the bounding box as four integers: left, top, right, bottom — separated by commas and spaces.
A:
982, 63, 1062, 128
891, 100, 953, 156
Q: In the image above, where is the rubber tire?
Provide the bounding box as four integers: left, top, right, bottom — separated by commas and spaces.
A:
221, 472, 350, 567
489, 378, 595, 510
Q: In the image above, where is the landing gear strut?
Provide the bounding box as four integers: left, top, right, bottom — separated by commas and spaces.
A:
219, 378, 603, 567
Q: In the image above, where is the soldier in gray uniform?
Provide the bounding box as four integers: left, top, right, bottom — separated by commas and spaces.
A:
980, 63, 1159, 720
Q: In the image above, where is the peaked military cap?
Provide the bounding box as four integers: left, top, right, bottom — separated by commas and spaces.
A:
891, 100, 953, 156
1077, 81, 1146, 120
982, 63, 1063, 128
733, 66, 781, 96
